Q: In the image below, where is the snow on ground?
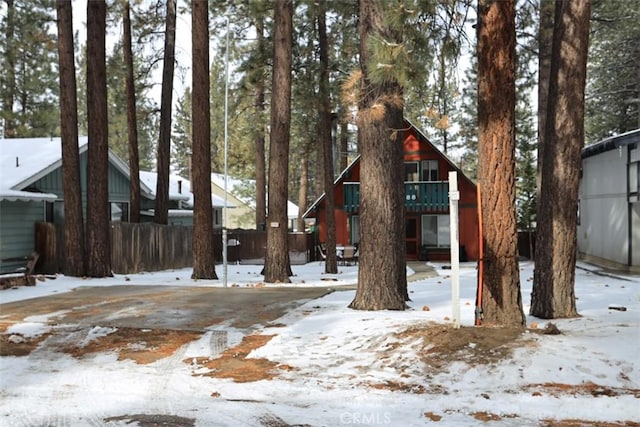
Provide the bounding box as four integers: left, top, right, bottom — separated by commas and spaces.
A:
0, 260, 639, 426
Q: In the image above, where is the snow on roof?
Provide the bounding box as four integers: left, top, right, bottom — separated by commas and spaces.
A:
0, 136, 163, 203
211, 172, 299, 218
140, 171, 232, 208
0, 136, 88, 202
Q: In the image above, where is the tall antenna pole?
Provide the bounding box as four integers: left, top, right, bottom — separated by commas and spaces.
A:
222, 16, 230, 288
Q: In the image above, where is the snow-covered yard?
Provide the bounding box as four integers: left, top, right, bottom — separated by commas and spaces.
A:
0, 260, 638, 426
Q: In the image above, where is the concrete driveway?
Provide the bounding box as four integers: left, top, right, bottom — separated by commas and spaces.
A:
0, 285, 337, 332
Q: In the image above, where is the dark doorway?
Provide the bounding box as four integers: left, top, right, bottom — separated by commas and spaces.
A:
406, 216, 419, 260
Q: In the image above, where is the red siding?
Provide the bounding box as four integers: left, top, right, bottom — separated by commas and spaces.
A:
309, 122, 479, 261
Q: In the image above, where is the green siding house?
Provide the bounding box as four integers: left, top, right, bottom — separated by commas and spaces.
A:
0, 137, 158, 273
0, 137, 231, 273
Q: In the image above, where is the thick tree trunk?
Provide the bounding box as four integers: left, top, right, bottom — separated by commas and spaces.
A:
191, 0, 216, 280
56, 0, 85, 277
254, 16, 267, 231
154, 0, 176, 225
477, 0, 524, 326
349, 0, 406, 311
532, 0, 590, 319
85, 0, 111, 278
264, 0, 293, 283
123, 0, 140, 223
536, 0, 554, 221
318, 3, 338, 274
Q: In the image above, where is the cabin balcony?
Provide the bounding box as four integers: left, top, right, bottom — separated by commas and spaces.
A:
343, 181, 450, 213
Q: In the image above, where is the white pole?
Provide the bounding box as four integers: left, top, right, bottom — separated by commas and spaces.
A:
222, 17, 230, 288
448, 171, 460, 329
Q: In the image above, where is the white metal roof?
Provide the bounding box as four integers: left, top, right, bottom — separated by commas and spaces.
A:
141, 171, 232, 208
0, 136, 155, 202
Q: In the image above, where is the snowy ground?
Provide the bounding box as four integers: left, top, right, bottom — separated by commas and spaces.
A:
0, 260, 638, 427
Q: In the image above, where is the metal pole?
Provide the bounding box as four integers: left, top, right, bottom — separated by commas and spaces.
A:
222, 16, 230, 288
449, 171, 460, 329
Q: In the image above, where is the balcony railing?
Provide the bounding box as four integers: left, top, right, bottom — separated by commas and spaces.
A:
343, 181, 449, 213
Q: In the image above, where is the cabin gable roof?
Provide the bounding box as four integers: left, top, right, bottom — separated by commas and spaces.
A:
303, 119, 476, 218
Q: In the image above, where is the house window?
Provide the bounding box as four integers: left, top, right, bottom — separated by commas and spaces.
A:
421, 160, 439, 181
46, 201, 64, 224
46, 202, 54, 223
350, 215, 360, 244
421, 214, 450, 247
213, 208, 222, 227
110, 202, 129, 222
405, 162, 419, 182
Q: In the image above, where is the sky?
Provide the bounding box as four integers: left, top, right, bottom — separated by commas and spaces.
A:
1, 260, 638, 426
72, 0, 199, 105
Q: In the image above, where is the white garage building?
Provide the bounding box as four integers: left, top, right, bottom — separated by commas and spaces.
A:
578, 129, 640, 272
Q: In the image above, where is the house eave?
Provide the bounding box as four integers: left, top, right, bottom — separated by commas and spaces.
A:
303, 155, 361, 219
582, 128, 640, 159
0, 190, 58, 202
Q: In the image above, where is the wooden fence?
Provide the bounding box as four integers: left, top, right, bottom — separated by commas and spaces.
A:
34, 222, 315, 275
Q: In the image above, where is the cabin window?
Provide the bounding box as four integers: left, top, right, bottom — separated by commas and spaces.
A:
110, 202, 129, 222
46, 201, 64, 224
405, 162, 419, 182
350, 215, 360, 244
421, 160, 439, 181
421, 214, 450, 248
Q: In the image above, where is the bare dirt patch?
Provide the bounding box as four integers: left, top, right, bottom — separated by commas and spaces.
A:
188, 334, 295, 383
524, 382, 640, 399
472, 411, 518, 422
0, 332, 50, 356
104, 413, 195, 427
394, 323, 529, 371
61, 327, 202, 364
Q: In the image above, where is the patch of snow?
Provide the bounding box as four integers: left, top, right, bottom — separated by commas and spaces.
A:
0, 260, 638, 426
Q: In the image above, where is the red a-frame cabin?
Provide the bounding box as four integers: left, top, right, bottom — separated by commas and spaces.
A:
304, 119, 479, 262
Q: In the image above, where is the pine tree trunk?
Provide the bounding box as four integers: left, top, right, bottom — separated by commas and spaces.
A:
314, 139, 324, 200
154, 0, 176, 225
85, 0, 111, 278
254, 16, 267, 231
318, 3, 338, 274
536, 0, 554, 218
349, 0, 406, 311
477, 0, 524, 326
264, 0, 293, 283
123, 0, 140, 223
2, 0, 16, 137
191, 0, 216, 280
532, 0, 590, 319
297, 157, 308, 233
56, 0, 85, 277
339, 119, 349, 172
